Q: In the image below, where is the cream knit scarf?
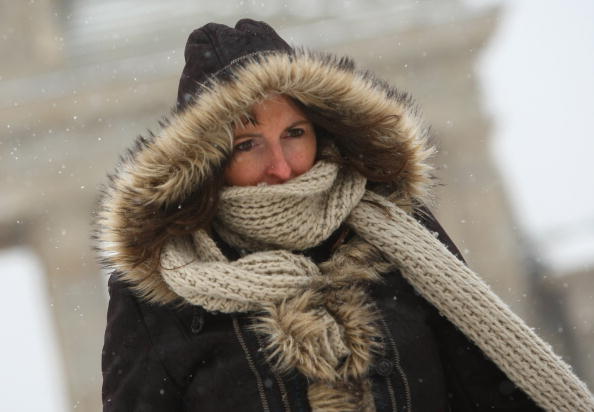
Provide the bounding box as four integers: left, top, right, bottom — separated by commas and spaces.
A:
160, 161, 594, 412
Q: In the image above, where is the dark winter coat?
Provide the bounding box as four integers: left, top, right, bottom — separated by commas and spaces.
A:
96, 19, 545, 412
102, 209, 540, 411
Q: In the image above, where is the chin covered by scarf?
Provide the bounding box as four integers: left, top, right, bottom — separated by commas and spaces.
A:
155, 160, 592, 412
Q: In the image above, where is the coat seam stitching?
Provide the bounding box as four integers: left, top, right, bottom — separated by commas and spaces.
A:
249, 316, 292, 412
380, 315, 412, 412
384, 375, 398, 412
233, 316, 271, 412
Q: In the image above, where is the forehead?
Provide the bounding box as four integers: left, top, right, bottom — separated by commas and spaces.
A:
239, 95, 308, 128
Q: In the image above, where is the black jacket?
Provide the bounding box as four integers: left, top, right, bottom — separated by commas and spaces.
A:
102, 210, 541, 412
96, 19, 546, 412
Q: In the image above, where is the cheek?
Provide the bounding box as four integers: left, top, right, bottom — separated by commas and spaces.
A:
289, 135, 317, 173
224, 157, 265, 186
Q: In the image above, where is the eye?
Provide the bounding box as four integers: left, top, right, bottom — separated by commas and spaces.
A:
234, 139, 255, 152
286, 128, 305, 138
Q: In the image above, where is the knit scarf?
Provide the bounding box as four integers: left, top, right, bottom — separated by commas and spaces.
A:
160, 161, 594, 412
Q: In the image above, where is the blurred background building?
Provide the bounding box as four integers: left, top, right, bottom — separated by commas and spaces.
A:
1, 0, 592, 410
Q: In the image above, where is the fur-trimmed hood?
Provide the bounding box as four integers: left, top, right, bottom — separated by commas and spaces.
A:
93, 48, 435, 303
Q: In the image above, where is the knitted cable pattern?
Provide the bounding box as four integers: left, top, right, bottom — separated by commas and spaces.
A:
214, 160, 367, 251
348, 191, 594, 412
160, 160, 594, 412
162, 231, 319, 313
161, 161, 381, 410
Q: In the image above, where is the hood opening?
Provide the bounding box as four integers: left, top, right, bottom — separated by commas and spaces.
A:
93, 49, 435, 304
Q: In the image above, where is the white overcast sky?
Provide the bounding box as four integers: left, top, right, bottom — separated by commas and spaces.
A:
469, 0, 594, 272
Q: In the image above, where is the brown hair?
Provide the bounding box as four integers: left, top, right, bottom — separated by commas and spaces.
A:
294, 99, 408, 186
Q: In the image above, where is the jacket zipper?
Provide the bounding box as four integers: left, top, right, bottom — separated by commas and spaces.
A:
233, 316, 271, 412
375, 333, 398, 411
250, 316, 292, 412
380, 316, 412, 412
385, 374, 398, 412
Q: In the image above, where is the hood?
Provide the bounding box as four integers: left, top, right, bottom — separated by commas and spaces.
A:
93, 48, 435, 304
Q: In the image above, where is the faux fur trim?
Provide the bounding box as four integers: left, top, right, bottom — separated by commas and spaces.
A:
93, 48, 435, 303
252, 285, 383, 382
308, 379, 376, 412
249, 235, 386, 412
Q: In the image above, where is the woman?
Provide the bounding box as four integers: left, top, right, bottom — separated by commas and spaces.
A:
95, 19, 593, 411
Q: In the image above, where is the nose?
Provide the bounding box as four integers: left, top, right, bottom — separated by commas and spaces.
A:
265, 144, 292, 183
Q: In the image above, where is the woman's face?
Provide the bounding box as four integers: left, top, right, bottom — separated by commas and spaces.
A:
224, 94, 317, 186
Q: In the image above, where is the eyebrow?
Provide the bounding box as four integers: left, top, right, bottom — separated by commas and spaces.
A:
234, 120, 310, 140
